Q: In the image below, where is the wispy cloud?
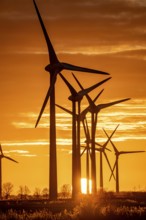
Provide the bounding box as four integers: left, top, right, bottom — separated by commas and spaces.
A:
19, 154, 37, 157
3, 46, 146, 61
3, 140, 48, 147
9, 99, 146, 145
4, 150, 29, 154
3, 149, 37, 157
1, 0, 146, 59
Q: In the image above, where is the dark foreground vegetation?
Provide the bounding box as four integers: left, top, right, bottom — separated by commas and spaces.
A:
1, 192, 146, 219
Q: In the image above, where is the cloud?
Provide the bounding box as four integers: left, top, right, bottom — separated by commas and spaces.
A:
111, 49, 146, 61
3, 149, 37, 157
9, 98, 146, 146
4, 150, 29, 154
3, 140, 48, 147
1, 0, 146, 58
19, 154, 37, 157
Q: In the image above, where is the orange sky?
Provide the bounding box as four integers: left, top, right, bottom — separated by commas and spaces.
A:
0, 0, 146, 194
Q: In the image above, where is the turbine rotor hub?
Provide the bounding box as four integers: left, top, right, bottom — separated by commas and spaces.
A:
45, 63, 64, 73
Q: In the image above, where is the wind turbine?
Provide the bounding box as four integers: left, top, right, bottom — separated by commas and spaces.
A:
103, 129, 145, 193
88, 98, 130, 192
0, 144, 18, 199
83, 120, 117, 191
72, 73, 130, 194
56, 100, 99, 195
33, 0, 109, 200
94, 125, 119, 190
55, 104, 90, 193
59, 73, 110, 199
56, 89, 113, 194
56, 104, 96, 195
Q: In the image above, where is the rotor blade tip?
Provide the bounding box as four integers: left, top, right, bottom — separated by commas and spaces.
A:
33, 0, 36, 5
105, 76, 112, 82
35, 123, 38, 128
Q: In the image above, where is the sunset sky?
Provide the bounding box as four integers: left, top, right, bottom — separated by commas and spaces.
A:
0, 0, 146, 195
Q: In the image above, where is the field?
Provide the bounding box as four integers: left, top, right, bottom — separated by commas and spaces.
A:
1, 192, 146, 219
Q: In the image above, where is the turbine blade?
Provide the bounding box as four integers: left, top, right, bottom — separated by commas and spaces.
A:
98, 98, 131, 110
72, 73, 93, 104
72, 73, 109, 106
80, 148, 86, 157
62, 62, 109, 75
33, 0, 58, 64
35, 88, 50, 127
95, 148, 101, 152
55, 104, 73, 116
102, 125, 119, 149
103, 125, 119, 152
110, 140, 118, 154
93, 89, 104, 103
103, 152, 115, 180
83, 119, 91, 146
72, 73, 84, 90
95, 142, 102, 147
95, 142, 111, 151
109, 160, 117, 181
72, 73, 104, 107
104, 147, 111, 152
120, 150, 145, 155
59, 73, 77, 95
80, 107, 90, 121
84, 89, 104, 112
78, 77, 111, 98
4, 156, 18, 163
35, 73, 57, 127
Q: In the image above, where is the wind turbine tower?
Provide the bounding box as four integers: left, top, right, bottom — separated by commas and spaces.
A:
33, 0, 108, 200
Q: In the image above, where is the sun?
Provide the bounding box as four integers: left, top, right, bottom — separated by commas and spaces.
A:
81, 178, 92, 194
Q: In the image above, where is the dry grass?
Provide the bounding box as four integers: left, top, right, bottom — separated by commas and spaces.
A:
1, 192, 146, 219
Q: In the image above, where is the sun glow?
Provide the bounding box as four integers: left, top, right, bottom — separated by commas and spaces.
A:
81, 178, 92, 194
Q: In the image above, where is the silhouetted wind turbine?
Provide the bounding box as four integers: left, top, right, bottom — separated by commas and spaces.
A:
55, 104, 93, 195
94, 125, 120, 189
33, 0, 109, 200
103, 129, 145, 193
84, 120, 116, 191
55, 104, 91, 193
56, 96, 114, 194
72, 73, 130, 194
55, 106, 92, 195
72, 74, 106, 194
73, 72, 130, 135
89, 97, 130, 192
0, 144, 18, 199
59, 73, 110, 199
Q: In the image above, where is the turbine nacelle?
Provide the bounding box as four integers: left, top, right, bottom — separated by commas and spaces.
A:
68, 95, 83, 102
45, 63, 64, 73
